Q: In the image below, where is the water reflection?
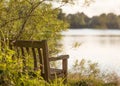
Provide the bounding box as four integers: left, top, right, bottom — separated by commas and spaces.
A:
61, 30, 120, 75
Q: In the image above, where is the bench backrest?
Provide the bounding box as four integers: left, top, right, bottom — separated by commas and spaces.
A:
9, 40, 50, 81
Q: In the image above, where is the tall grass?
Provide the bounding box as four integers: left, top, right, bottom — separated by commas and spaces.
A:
0, 39, 120, 86
68, 59, 120, 86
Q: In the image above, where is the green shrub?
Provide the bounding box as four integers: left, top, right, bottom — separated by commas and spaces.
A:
0, 40, 66, 86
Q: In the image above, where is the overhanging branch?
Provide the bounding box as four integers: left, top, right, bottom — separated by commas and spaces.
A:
13, 0, 45, 41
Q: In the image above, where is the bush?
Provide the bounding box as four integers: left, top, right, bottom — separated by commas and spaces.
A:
0, 40, 66, 86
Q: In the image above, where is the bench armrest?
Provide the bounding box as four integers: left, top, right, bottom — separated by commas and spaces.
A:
49, 55, 69, 61
49, 55, 69, 82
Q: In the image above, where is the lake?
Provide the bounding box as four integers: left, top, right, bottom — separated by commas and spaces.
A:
61, 29, 120, 75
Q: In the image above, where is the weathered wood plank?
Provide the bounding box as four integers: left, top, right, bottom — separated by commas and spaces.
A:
9, 40, 46, 48
49, 55, 69, 61
32, 48, 38, 70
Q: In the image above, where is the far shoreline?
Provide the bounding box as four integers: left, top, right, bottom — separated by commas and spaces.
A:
69, 28, 120, 30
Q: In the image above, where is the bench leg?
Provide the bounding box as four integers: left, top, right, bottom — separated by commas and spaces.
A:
62, 59, 68, 83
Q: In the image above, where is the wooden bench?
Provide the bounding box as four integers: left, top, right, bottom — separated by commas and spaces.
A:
9, 40, 69, 82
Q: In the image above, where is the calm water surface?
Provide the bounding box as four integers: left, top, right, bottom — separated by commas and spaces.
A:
61, 29, 120, 75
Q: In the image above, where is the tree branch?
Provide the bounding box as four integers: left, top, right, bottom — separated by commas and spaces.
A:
13, 0, 45, 41
0, 15, 36, 28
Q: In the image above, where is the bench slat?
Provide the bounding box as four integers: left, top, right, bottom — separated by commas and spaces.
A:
32, 48, 38, 70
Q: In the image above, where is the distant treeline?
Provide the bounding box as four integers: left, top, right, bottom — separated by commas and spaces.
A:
58, 9, 120, 29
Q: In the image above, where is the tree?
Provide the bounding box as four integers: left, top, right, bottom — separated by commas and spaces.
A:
88, 16, 101, 28
106, 13, 120, 29
0, 0, 93, 55
66, 12, 89, 28
57, 9, 66, 21
0, 0, 70, 55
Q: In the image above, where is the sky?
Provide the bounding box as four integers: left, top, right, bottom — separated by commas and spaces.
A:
59, 0, 120, 17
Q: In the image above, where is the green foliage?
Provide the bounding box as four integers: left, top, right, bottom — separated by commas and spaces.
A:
59, 11, 120, 29
0, 0, 94, 54
0, 40, 67, 86
66, 13, 89, 28
0, 0, 69, 55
